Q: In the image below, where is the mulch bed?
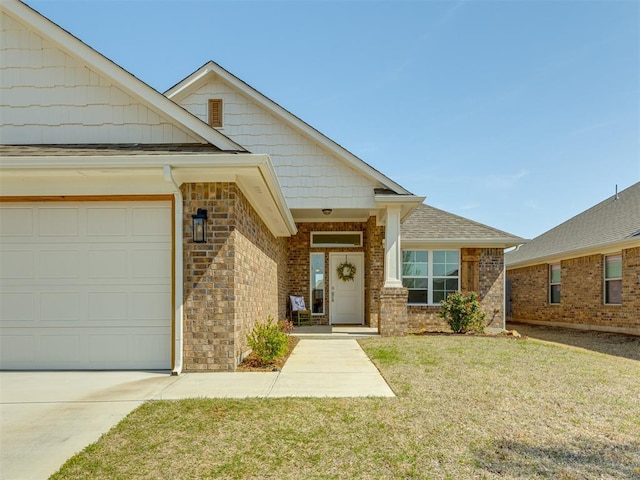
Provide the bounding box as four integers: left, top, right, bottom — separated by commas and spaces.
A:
236, 336, 300, 372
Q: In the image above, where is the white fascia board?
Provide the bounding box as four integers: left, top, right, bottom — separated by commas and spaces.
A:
2, 1, 244, 152
402, 239, 527, 249
375, 194, 426, 221
166, 62, 412, 194
506, 237, 640, 270
0, 153, 296, 237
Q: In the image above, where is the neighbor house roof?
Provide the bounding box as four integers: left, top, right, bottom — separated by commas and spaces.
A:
164, 61, 413, 196
506, 182, 640, 268
401, 204, 525, 248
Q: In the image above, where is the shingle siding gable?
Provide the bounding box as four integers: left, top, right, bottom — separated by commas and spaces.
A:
175, 77, 380, 209
0, 11, 201, 144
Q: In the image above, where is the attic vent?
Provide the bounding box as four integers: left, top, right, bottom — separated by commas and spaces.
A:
208, 99, 223, 128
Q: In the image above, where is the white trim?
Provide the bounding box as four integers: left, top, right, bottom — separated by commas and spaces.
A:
310, 231, 363, 248
0, 153, 297, 237
549, 263, 561, 305
402, 249, 461, 306
1, 0, 244, 151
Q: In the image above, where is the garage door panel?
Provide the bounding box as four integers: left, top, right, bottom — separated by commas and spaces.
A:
0, 250, 34, 279
40, 292, 81, 321
87, 207, 128, 236
39, 249, 81, 279
0, 207, 34, 236
87, 250, 129, 278
0, 335, 36, 365
0, 201, 172, 370
38, 207, 79, 236
132, 207, 171, 236
41, 334, 81, 363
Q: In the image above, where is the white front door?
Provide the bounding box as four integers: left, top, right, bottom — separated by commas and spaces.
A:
329, 253, 364, 325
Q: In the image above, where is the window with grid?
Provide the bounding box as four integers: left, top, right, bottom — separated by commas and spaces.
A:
402, 250, 459, 305
549, 264, 561, 304
604, 254, 622, 305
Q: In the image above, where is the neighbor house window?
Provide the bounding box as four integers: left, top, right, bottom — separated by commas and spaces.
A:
402, 250, 459, 305
604, 254, 622, 305
310, 253, 325, 314
208, 99, 223, 128
549, 264, 561, 304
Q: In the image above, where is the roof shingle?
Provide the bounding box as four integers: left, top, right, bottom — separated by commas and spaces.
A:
506, 182, 640, 267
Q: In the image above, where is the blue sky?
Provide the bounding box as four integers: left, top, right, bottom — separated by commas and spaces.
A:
28, 0, 639, 239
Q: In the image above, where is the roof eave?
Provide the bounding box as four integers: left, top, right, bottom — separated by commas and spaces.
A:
506, 237, 640, 269
402, 238, 527, 249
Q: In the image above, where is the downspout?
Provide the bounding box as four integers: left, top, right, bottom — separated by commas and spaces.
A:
163, 165, 183, 375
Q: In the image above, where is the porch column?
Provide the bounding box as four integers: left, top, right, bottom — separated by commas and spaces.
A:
384, 205, 403, 288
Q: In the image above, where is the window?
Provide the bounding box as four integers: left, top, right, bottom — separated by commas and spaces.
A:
402, 250, 459, 305
604, 254, 622, 305
310, 253, 325, 314
208, 99, 223, 128
549, 264, 561, 304
310, 232, 362, 248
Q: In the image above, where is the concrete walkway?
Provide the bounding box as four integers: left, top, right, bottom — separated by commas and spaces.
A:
158, 338, 395, 399
1, 338, 393, 480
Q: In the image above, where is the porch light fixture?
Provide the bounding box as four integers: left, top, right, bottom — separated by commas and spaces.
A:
192, 208, 208, 243
322, 208, 332, 216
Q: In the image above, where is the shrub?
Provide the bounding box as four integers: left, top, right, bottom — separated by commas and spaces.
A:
247, 316, 289, 364
437, 291, 486, 334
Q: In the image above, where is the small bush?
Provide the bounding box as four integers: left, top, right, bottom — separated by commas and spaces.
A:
437, 291, 486, 334
247, 316, 289, 364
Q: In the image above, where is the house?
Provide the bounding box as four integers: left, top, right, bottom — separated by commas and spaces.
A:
506, 182, 640, 336
0, 0, 523, 373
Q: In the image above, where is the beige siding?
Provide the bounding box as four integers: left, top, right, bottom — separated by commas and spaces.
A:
177, 78, 379, 208
0, 11, 200, 144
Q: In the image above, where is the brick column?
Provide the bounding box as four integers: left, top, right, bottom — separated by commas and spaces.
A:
379, 287, 408, 337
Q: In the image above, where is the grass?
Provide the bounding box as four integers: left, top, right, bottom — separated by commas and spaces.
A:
51, 334, 640, 480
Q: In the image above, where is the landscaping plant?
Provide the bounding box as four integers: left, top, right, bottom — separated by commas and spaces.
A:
246, 316, 289, 364
437, 291, 486, 333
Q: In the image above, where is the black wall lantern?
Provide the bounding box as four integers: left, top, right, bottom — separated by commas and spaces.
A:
191, 208, 208, 243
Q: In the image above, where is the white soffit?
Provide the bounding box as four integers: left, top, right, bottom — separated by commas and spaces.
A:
0, 153, 296, 237
2, 0, 244, 152
165, 62, 413, 194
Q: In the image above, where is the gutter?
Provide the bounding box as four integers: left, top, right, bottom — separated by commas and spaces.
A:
163, 166, 183, 375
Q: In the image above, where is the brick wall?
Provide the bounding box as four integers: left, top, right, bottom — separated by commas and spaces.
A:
508, 246, 640, 334
287, 219, 383, 326
407, 247, 506, 332
181, 182, 287, 372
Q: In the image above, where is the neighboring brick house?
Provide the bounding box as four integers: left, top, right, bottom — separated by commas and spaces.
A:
0, 0, 523, 373
506, 182, 640, 336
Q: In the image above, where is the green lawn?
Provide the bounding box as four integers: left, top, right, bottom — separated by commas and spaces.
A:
52, 335, 640, 479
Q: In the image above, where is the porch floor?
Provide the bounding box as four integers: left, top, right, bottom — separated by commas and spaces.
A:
291, 325, 379, 339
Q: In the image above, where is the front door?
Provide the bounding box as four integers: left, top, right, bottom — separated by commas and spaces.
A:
329, 253, 364, 325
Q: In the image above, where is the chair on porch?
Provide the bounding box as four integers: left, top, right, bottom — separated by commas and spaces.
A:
289, 295, 312, 326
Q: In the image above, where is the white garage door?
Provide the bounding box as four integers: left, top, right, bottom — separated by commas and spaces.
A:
0, 201, 172, 370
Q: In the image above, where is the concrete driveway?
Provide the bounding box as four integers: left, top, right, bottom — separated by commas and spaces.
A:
0, 338, 393, 479
0, 371, 178, 480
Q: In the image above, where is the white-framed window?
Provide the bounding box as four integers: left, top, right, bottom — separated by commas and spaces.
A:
310, 232, 362, 248
604, 254, 622, 305
402, 250, 460, 305
310, 253, 325, 314
549, 264, 561, 304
